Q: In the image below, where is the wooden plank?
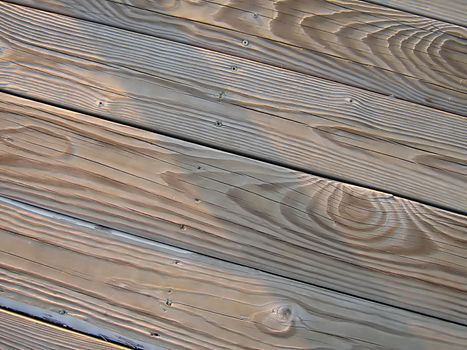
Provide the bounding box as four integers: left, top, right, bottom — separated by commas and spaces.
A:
0, 308, 125, 350
1, 3, 466, 212
1, 93, 466, 324
152, 0, 467, 92
366, 0, 467, 27
5, 0, 467, 116
1, 197, 467, 350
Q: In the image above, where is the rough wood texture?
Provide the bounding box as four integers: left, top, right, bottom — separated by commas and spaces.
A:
5, 0, 467, 116
1, 2, 466, 212
1, 93, 466, 324
367, 0, 467, 26
0, 308, 124, 350
1, 197, 467, 350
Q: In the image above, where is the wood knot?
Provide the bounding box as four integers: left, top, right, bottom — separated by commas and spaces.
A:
252, 304, 296, 337
274, 305, 292, 322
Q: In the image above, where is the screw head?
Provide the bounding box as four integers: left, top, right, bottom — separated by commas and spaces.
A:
241, 39, 249, 46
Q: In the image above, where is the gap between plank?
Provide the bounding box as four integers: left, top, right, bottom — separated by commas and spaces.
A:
0, 303, 164, 350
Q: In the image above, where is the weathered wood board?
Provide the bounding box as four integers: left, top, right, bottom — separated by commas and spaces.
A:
6, 0, 466, 116
1, 196, 467, 349
0, 0, 466, 349
367, 0, 467, 26
1, 2, 466, 212
0, 308, 125, 350
157, 0, 466, 92
1, 93, 466, 324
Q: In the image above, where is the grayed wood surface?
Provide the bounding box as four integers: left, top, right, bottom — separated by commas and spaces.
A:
1, 2, 467, 212
1, 93, 466, 324
1, 196, 467, 350
367, 0, 467, 26
6, 0, 467, 116
0, 308, 124, 350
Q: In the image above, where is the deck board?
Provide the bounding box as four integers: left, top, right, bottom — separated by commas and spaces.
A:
0, 309, 124, 350
1, 0, 466, 347
1, 93, 466, 324
366, 0, 467, 26
1, 196, 467, 350
6, 0, 467, 116
1, 1, 466, 212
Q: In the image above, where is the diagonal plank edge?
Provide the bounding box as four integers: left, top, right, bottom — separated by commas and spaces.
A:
0, 308, 128, 350
1, 92, 466, 324
1, 1, 466, 212
1, 196, 467, 349
4, 0, 467, 116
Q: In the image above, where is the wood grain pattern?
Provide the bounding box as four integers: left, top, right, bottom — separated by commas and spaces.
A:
1, 93, 466, 324
6, 0, 467, 116
0, 308, 125, 350
1, 196, 467, 350
162, 0, 467, 90
367, 0, 467, 27
1, 2, 466, 212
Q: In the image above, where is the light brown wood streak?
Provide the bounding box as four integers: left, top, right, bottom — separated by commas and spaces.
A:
367, 0, 467, 27
6, 0, 467, 116
1, 197, 467, 349
0, 308, 125, 350
0, 94, 466, 324
1, 2, 466, 212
